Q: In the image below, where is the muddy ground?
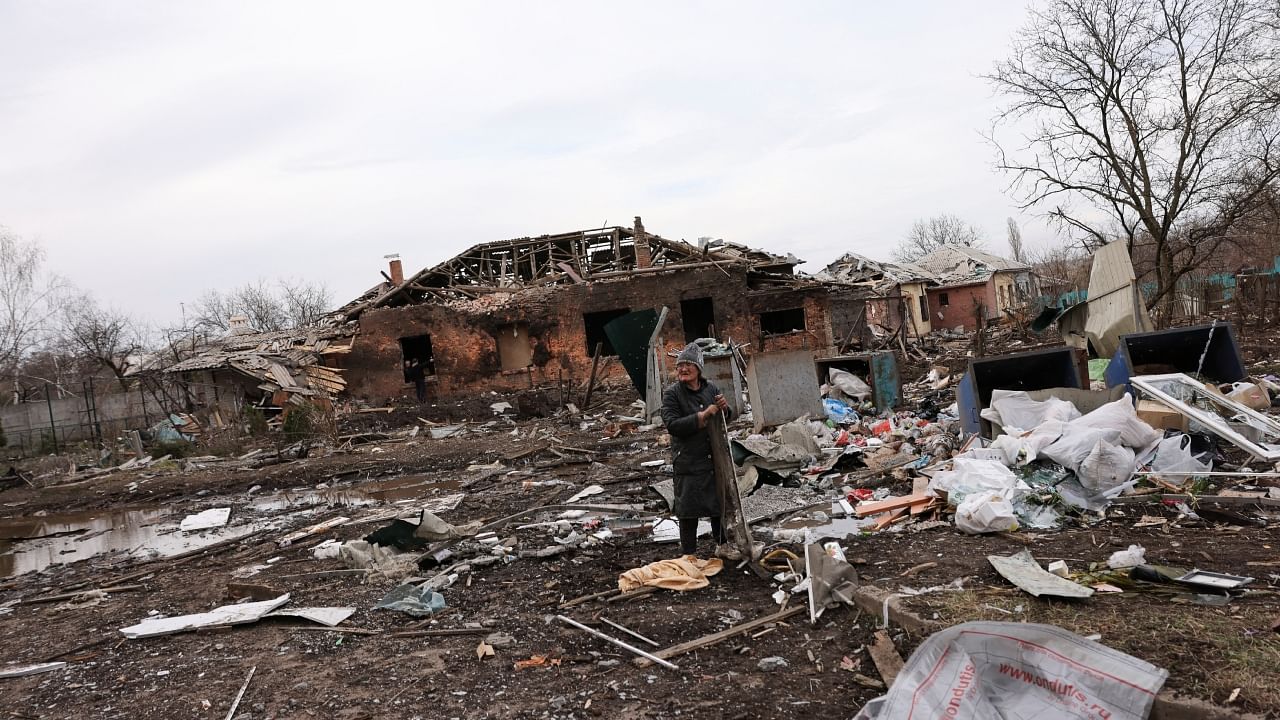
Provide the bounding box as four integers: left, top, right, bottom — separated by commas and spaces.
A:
1, 384, 1279, 719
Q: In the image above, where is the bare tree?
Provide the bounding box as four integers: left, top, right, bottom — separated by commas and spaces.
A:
988, 0, 1280, 316
279, 278, 333, 328
1006, 217, 1027, 263
0, 228, 66, 402
191, 289, 232, 333
894, 214, 987, 262
61, 295, 146, 391
190, 278, 332, 333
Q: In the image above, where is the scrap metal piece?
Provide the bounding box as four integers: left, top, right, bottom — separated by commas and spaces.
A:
988, 549, 1094, 599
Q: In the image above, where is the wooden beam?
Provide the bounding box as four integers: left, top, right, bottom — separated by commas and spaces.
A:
854, 493, 932, 517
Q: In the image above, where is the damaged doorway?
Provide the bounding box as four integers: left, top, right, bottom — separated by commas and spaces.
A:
400, 334, 435, 381
495, 324, 533, 371
583, 308, 630, 356
680, 297, 715, 342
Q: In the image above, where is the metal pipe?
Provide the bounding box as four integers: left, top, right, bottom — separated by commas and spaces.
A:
556, 615, 678, 671
599, 616, 660, 647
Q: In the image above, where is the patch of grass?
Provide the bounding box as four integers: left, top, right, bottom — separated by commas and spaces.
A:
907, 588, 1280, 713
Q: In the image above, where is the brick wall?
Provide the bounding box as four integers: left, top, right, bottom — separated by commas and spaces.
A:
925, 281, 993, 331
344, 266, 834, 402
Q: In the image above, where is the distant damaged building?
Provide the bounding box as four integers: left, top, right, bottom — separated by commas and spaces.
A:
817, 253, 936, 341
914, 245, 1038, 332
338, 218, 838, 403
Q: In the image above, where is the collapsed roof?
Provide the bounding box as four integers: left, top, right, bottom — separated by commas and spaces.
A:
815, 252, 936, 293
342, 221, 803, 317
160, 325, 354, 402
915, 245, 1030, 286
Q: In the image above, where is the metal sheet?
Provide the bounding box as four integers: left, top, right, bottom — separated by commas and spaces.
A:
120, 594, 292, 638
746, 349, 824, 432
988, 550, 1094, 599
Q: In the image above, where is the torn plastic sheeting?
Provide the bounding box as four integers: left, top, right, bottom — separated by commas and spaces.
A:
854, 621, 1167, 719
376, 583, 446, 617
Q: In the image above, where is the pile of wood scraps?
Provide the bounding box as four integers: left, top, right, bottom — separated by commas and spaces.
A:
854, 492, 942, 530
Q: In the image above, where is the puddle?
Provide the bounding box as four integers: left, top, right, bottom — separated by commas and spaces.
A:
0, 507, 266, 579
250, 475, 462, 512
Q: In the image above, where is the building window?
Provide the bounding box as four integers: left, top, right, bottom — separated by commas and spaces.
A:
495, 324, 532, 371
583, 308, 630, 356
939, 292, 950, 307
917, 294, 928, 322
759, 307, 807, 335
680, 297, 715, 343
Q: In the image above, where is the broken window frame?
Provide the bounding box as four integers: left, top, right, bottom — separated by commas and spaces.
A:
1130, 373, 1280, 461
758, 307, 807, 336
939, 292, 950, 307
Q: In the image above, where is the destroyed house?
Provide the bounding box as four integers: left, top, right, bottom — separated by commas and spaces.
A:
914, 245, 1037, 331
339, 218, 838, 402
158, 324, 355, 422
817, 253, 936, 341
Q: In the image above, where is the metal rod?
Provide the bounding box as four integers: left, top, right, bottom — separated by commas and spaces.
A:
224, 665, 256, 720
598, 616, 660, 647
1132, 471, 1280, 477
555, 615, 679, 671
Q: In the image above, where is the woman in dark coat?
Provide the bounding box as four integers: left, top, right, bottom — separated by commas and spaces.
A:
661, 342, 739, 558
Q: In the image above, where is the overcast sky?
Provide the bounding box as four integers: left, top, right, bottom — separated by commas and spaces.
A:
0, 1, 1055, 326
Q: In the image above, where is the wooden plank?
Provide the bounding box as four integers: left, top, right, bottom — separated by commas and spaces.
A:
869, 630, 905, 685
634, 605, 806, 667
854, 493, 933, 517
910, 478, 932, 516
874, 508, 909, 530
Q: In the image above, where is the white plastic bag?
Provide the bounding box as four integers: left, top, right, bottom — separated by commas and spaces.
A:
854, 621, 1167, 720
1041, 425, 1122, 470
955, 491, 1020, 534
1149, 434, 1212, 480
983, 390, 1082, 433
829, 368, 872, 401
928, 458, 1026, 502
1076, 439, 1137, 494
1069, 394, 1161, 449
1107, 544, 1146, 569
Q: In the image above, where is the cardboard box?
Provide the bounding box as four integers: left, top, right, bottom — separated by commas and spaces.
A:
1137, 399, 1188, 432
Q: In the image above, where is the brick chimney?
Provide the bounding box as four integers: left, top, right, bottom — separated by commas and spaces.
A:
389, 257, 404, 285
633, 216, 652, 269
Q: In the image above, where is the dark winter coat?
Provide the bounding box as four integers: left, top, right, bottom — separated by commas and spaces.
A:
661, 378, 734, 518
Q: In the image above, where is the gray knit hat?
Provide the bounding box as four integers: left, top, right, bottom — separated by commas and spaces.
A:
675, 342, 704, 370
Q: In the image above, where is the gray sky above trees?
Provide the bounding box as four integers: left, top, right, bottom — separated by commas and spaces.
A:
0, 1, 1057, 324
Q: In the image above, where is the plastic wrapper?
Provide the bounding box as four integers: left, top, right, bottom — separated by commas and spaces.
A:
854, 621, 1167, 720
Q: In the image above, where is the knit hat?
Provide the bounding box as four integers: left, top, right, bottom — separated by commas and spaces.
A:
675, 342, 704, 370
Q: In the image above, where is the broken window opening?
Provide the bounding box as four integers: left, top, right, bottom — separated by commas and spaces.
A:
680, 297, 716, 343
759, 307, 806, 335
495, 324, 533, 371
916, 294, 928, 323
939, 292, 950, 307
583, 308, 630, 356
